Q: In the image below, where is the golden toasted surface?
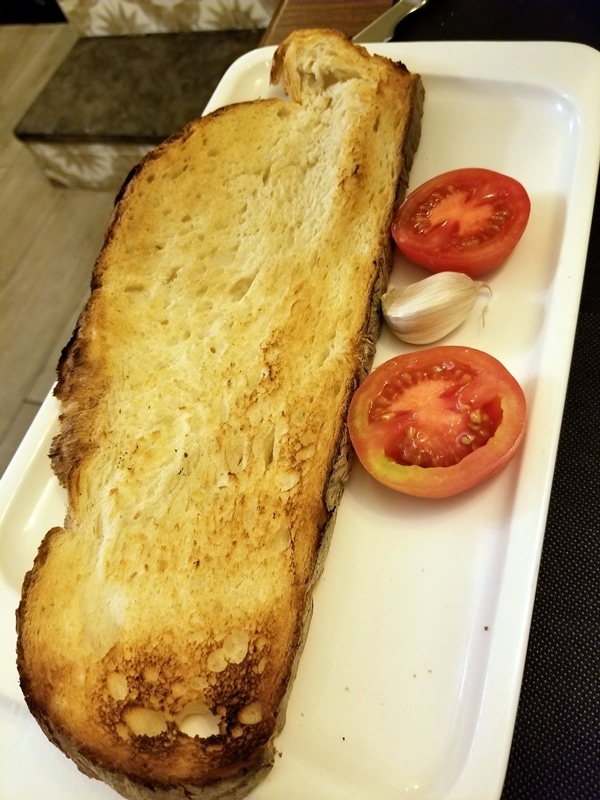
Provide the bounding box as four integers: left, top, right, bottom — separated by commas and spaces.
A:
17, 29, 423, 800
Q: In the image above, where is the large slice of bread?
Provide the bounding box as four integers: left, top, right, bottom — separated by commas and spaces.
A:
16, 29, 423, 800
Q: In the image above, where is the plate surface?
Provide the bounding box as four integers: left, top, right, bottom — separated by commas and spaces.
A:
1, 41, 600, 800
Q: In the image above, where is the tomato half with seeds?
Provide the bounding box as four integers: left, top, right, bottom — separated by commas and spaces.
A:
347, 346, 526, 498
391, 168, 531, 277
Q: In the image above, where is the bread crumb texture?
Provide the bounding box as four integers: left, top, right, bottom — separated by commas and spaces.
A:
17, 29, 422, 799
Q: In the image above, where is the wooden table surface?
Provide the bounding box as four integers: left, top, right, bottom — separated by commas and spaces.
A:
260, 0, 393, 45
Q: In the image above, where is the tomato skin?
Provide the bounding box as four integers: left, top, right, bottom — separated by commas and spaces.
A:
391, 168, 531, 277
347, 346, 526, 499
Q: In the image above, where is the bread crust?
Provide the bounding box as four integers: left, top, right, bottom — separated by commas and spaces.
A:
16, 30, 423, 799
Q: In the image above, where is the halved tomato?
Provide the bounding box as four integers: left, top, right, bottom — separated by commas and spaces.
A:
347, 346, 526, 498
391, 168, 531, 277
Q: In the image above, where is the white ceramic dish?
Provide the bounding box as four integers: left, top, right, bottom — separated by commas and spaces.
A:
1, 40, 599, 800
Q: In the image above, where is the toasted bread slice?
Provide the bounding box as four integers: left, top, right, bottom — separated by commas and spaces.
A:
16, 29, 423, 800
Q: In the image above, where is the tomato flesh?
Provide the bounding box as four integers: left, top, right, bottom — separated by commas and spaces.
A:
372, 370, 502, 468
348, 347, 526, 498
391, 168, 531, 277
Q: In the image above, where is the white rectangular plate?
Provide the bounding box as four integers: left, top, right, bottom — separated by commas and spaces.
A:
1, 41, 599, 800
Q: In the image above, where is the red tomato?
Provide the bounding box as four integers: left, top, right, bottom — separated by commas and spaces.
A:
391, 168, 531, 277
347, 346, 526, 498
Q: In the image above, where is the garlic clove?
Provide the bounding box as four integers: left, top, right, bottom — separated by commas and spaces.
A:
381, 271, 491, 345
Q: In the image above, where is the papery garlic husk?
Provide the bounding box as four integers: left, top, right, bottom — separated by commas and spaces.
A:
381, 272, 490, 345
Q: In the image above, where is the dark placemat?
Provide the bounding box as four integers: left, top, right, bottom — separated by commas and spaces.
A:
393, 0, 600, 45
392, 1, 600, 798
503, 309, 600, 797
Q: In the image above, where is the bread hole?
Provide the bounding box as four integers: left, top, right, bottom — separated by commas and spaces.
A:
229, 272, 257, 302
207, 648, 228, 673
261, 165, 271, 184
211, 599, 225, 616
238, 701, 262, 725
170, 163, 190, 181
263, 429, 275, 469
270, 526, 290, 555
207, 630, 249, 673
107, 671, 128, 701
276, 469, 298, 492
167, 330, 192, 347
165, 266, 181, 284
175, 700, 221, 739
251, 427, 274, 472
327, 373, 345, 401
181, 213, 192, 223
296, 429, 317, 461
224, 438, 245, 474
296, 443, 316, 461
123, 706, 168, 737
329, 66, 362, 86
116, 723, 130, 741
189, 676, 209, 692
314, 344, 331, 367
222, 631, 249, 664
291, 407, 308, 427
124, 282, 147, 293
257, 656, 268, 675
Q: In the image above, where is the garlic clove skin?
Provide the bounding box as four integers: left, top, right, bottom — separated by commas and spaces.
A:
381, 271, 490, 345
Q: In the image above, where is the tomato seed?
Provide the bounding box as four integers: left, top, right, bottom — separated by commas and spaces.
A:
469, 409, 482, 426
